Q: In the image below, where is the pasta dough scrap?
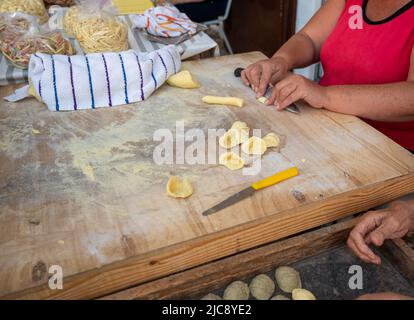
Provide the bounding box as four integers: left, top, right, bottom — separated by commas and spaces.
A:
241, 136, 267, 155
167, 70, 199, 89
292, 288, 316, 300
219, 152, 245, 170
219, 129, 241, 149
223, 281, 250, 300
249, 274, 275, 300
166, 176, 193, 199
231, 121, 249, 131
257, 96, 268, 104
201, 293, 222, 300
202, 96, 244, 107
263, 133, 280, 148
275, 266, 302, 293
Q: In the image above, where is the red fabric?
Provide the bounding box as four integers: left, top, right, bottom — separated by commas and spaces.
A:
320, 0, 414, 150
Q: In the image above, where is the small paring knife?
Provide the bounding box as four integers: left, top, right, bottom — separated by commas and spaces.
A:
234, 67, 300, 114
202, 167, 299, 216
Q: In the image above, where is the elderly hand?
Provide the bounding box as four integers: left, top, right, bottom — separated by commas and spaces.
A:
347, 200, 414, 265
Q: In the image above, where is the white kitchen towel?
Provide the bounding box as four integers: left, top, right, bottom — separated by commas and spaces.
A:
132, 5, 197, 38
28, 45, 181, 111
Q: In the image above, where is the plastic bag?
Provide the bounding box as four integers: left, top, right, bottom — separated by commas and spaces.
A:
63, 0, 129, 53
0, 0, 49, 24
0, 12, 74, 69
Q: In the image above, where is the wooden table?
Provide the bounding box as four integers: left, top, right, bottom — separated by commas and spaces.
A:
1, 52, 414, 299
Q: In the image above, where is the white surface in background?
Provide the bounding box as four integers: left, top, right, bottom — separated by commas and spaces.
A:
294, 0, 323, 80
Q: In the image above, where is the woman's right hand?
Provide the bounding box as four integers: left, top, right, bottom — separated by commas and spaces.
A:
241, 56, 289, 99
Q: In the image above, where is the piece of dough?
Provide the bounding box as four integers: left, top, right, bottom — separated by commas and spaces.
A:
263, 133, 280, 148
219, 129, 242, 149
166, 176, 194, 199
275, 266, 302, 293
202, 96, 244, 107
231, 121, 249, 131
292, 288, 316, 300
249, 274, 275, 300
257, 96, 268, 104
201, 293, 222, 300
219, 152, 245, 170
167, 70, 200, 89
270, 295, 290, 300
223, 281, 250, 300
241, 136, 267, 155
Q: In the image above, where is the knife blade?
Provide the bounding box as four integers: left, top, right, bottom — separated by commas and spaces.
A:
202, 167, 299, 216
234, 67, 300, 115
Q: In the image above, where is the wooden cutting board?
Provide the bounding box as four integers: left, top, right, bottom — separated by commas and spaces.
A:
1, 52, 414, 299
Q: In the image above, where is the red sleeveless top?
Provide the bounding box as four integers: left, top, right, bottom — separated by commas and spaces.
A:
320, 0, 414, 151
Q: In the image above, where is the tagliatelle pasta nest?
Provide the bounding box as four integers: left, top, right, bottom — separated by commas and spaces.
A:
44, 0, 75, 6
63, 6, 129, 53
0, 0, 49, 24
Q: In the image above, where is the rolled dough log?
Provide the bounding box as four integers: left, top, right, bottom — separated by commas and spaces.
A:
275, 266, 302, 293
249, 274, 275, 300
263, 133, 280, 148
166, 176, 194, 198
292, 288, 316, 300
202, 96, 244, 107
223, 281, 250, 300
219, 152, 245, 170
166, 70, 200, 89
241, 136, 267, 155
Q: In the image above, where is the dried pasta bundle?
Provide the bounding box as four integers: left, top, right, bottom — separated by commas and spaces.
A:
0, 0, 49, 24
63, 6, 129, 53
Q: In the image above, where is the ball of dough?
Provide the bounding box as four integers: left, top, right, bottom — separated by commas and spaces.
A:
167, 70, 200, 89
263, 133, 280, 148
201, 293, 222, 300
275, 266, 302, 293
270, 294, 290, 300
166, 176, 193, 198
223, 281, 250, 300
241, 136, 267, 155
219, 152, 245, 170
249, 274, 275, 300
292, 288, 316, 300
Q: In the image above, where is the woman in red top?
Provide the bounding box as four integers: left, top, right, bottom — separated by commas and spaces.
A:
242, 0, 414, 152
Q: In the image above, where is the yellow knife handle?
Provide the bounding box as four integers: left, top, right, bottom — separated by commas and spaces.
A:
251, 167, 299, 191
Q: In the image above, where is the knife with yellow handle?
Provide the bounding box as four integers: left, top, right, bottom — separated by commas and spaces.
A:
202, 167, 299, 216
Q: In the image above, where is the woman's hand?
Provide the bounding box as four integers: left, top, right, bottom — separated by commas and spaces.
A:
266, 73, 328, 111
356, 292, 414, 300
241, 56, 289, 98
347, 200, 414, 265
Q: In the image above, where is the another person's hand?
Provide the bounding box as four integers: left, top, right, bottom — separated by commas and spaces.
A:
241, 57, 289, 98
347, 200, 414, 265
356, 292, 414, 300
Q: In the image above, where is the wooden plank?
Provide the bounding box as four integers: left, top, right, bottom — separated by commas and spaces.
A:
101, 219, 356, 300
1, 52, 414, 299
381, 238, 414, 287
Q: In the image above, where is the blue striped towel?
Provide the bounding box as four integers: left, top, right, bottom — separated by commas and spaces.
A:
28, 45, 181, 111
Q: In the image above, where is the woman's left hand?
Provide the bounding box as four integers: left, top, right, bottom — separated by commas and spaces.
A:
266, 73, 328, 111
